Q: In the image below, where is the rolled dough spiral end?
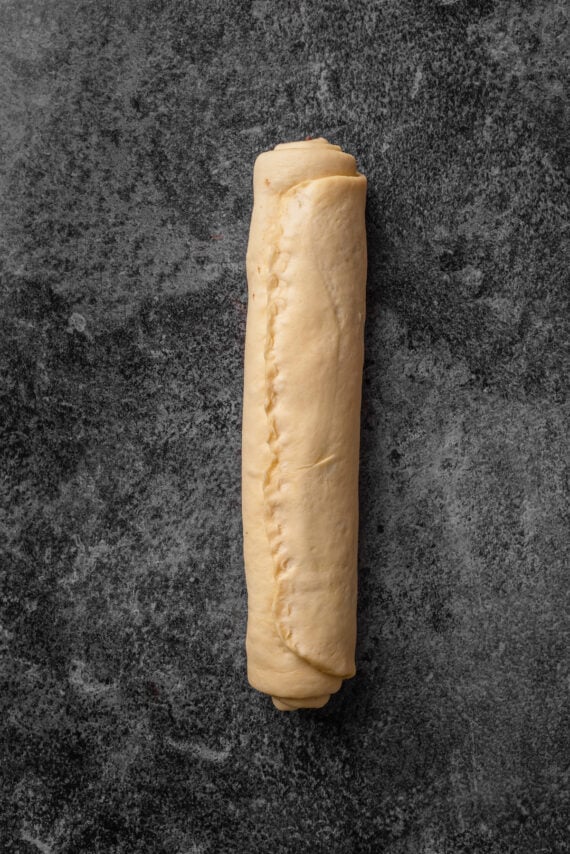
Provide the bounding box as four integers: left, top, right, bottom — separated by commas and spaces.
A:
271, 694, 331, 712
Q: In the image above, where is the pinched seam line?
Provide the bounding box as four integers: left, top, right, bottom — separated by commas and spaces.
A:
262, 193, 294, 642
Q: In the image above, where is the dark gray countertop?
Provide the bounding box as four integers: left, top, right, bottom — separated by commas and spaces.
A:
1, 1, 568, 852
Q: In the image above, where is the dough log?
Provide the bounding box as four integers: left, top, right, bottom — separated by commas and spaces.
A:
242, 138, 367, 710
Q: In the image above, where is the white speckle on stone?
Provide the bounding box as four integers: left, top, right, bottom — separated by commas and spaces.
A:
410, 67, 423, 99
165, 736, 231, 763
239, 125, 263, 137
21, 830, 53, 854
69, 659, 112, 695
67, 312, 86, 333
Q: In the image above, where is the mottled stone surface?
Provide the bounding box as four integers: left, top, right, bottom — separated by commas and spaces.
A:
1, 1, 569, 852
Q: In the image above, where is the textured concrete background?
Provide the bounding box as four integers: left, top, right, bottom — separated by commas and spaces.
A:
1, 1, 569, 852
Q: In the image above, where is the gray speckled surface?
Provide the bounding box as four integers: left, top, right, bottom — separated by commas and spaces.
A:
1, 1, 569, 852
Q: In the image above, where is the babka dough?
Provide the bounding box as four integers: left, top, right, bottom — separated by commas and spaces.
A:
242, 138, 367, 710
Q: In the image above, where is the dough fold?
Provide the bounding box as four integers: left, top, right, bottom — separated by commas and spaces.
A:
242, 139, 367, 710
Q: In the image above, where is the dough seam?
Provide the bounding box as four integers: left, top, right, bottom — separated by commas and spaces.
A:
263, 195, 293, 641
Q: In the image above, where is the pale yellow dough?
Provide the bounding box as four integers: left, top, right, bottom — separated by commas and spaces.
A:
242, 138, 367, 710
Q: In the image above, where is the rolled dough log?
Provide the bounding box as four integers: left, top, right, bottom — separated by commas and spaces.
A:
242, 138, 367, 710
